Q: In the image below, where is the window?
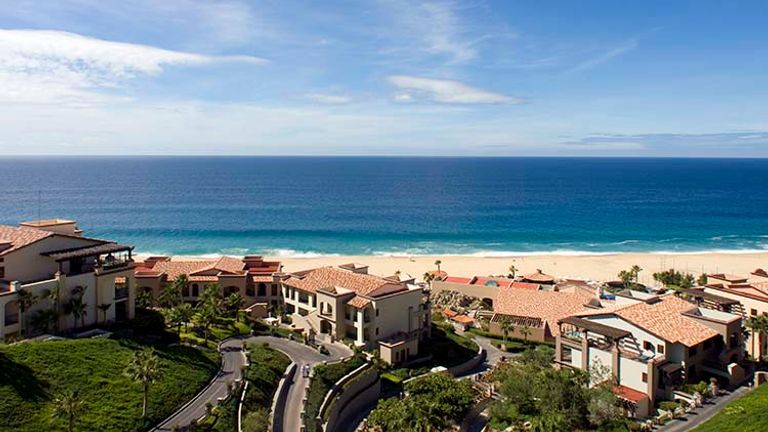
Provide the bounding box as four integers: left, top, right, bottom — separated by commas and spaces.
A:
704, 340, 712, 350
643, 341, 653, 351
257, 283, 267, 297
246, 286, 255, 296
752, 309, 758, 316
642, 373, 648, 383
192, 284, 199, 297
375, 327, 379, 335
271, 285, 278, 296
376, 309, 380, 317
689, 346, 698, 357
657, 344, 665, 354
0, 266, 4, 279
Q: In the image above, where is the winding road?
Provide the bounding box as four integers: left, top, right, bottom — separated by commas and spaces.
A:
151, 335, 351, 432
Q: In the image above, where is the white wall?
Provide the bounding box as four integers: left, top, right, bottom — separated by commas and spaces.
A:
619, 356, 648, 393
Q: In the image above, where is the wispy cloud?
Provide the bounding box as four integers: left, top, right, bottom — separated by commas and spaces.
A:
563, 38, 639, 75
387, 75, 521, 104
563, 131, 768, 153
303, 93, 352, 104
0, 29, 265, 104
377, 0, 486, 64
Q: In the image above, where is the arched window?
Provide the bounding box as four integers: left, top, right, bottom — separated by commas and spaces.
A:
182, 285, 190, 297
257, 283, 267, 297
246, 285, 255, 297
192, 284, 200, 297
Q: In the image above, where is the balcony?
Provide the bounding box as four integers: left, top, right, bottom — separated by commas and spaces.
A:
114, 287, 129, 300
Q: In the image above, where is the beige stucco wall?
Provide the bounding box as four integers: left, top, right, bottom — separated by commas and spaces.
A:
3, 235, 101, 282
372, 288, 426, 340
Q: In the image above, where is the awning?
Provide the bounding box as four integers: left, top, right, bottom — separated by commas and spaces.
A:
43, 243, 133, 261
660, 362, 683, 374
559, 316, 631, 339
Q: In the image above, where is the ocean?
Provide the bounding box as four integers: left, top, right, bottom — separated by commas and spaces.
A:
0, 157, 766, 257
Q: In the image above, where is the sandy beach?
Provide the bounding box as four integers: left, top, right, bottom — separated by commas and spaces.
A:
266, 252, 768, 284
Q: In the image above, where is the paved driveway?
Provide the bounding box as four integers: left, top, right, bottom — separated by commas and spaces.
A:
151, 335, 350, 432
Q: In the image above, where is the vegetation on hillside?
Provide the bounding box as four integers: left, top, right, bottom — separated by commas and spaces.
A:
0, 338, 219, 432
366, 372, 474, 431
304, 355, 367, 432
488, 347, 629, 432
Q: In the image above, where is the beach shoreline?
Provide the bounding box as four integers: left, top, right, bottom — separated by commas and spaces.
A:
136, 251, 768, 284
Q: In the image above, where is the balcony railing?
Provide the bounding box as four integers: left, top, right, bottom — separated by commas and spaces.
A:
114, 287, 129, 299
4, 313, 19, 326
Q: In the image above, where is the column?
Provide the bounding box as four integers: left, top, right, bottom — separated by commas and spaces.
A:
356, 309, 365, 344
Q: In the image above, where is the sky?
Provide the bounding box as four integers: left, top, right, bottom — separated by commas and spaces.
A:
0, 0, 767, 157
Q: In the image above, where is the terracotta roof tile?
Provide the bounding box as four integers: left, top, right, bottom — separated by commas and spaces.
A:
443, 276, 473, 284
0, 225, 55, 255
494, 286, 601, 337
283, 266, 405, 297
348, 295, 371, 308
443, 308, 458, 318
522, 270, 555, 283
510, 281, 540, 290
473, 277, 515, 288
613, 385, 648, 403
613, 294, 719, 347
452, 315, 474, 324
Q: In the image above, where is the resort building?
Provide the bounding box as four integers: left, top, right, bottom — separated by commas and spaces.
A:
135, 255, 282, 307
486, 285, 616, 343
554, 292, 746, 418
280, 264, 431, 363
701, 269, 768, 360
0, 219, 136, 340
431, 275, 541, 309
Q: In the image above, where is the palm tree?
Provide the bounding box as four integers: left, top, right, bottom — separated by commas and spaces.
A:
159, 284, 182, 308
173, 274, 190, 299
31, 309, 59, 334
422, 272, 435, 284
125, 348, 162, 418
52, 389, 86, 432
508, 265, 518, 279
136, 289, 153, 310
48, 280, 63, 328
498, 316, 513, 345
618, 270, 633, 289
631, 265, 643, 284
97, 303, 111, 324
66, 297, 88, 329
434, 260, 442, 272
225, 292, 245, 321
519, 324, 532, 344
196, 305, 218, 346
165, 307, 183, 335
176, 303, 194, 333
16, 288, 38, 336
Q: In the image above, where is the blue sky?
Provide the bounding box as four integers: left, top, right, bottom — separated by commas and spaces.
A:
0, 0, 766, 156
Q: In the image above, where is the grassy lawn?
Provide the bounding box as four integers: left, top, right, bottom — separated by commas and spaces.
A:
0, 337, 219, 432
691, 384, 768, 432
178, 316, 251, 348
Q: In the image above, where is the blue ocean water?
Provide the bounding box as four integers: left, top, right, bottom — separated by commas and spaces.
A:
0, 157, 767, 257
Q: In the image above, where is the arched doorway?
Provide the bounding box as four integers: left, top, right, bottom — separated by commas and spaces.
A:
320, 319, 332, 334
